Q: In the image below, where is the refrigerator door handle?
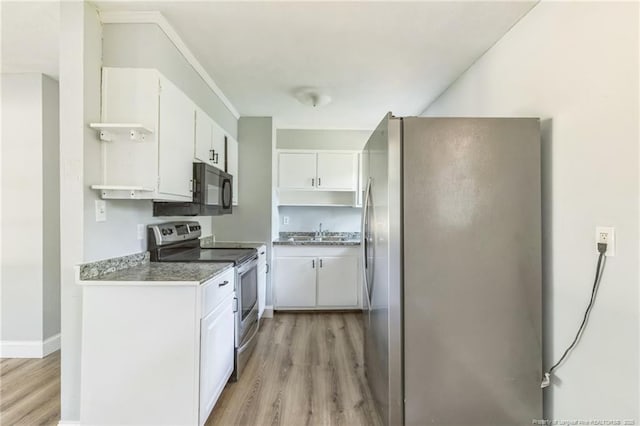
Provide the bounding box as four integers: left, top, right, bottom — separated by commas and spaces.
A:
361, 177, 373, 309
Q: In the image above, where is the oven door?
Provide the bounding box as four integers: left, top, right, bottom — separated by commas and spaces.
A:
235, 256, 259, 346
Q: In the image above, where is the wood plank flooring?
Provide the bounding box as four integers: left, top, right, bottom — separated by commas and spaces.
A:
0, 313, 379, 426
0, 351, 60, 426
207, 312, 382, 426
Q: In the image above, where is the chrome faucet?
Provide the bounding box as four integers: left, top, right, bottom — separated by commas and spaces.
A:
315, 222, 325, 239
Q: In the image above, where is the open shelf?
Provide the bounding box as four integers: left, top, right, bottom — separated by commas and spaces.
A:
89, 123, 154, 142
90, 185, 154, 200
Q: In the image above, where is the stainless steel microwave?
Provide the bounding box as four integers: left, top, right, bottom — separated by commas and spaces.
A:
153, 163, 233, 216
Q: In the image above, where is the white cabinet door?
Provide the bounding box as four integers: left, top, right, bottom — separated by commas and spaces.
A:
278, 152, 317, 189
275, 256, 317, 307
211, 123, 226, 171
158, 77, 195, 198
317, 256, 359, 307
194, 108, 213, 166
199, 295, 234, 425
316, 152, 357, 191
227, 136, 239, 206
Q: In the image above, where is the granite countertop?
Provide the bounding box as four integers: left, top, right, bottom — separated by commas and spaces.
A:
77, 251, 234, 285
80, 262, 234, 285
273, 232, 361, 246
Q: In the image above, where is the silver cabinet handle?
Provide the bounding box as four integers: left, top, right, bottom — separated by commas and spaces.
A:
189, 179, 194, 193
260, 251, 265, 255
318, 177, 321, 186
218, 280, 229, 287
209, 149, 214, 161
312, 259, 315, 268
311, 178, 315, 187
266, 264, 270, 273
319, 258, 323, 268
232, 297, 238, 313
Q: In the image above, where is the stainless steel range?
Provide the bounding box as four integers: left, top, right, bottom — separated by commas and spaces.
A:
147, 221, 259, 380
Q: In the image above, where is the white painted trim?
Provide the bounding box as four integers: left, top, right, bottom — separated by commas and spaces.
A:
43, 333, 61, 356
98, 10, 240, 119
262, 305, 274, 318
0, 333, 60, 358
58, 421, 81, 425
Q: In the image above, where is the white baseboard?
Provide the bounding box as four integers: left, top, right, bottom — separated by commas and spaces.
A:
43, 333, 61, 356
262, 305, 274, 318
1, 333, 61, 358
58, 421, 80, 425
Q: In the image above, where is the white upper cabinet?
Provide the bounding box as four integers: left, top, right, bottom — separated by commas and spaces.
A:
211, 123, 226, 170
93, 68, 195, 201
278, 152, 317, 189
226, 136, 239, 206
195, 108, 227, 173
158, 77, 195, 198
277, 150, 357, 192
316, 152, 357, 191
194, 107, 214, 166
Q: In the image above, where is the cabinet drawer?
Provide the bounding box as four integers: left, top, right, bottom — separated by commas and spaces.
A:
202, 267, 235, 318
257, 245, 267, 268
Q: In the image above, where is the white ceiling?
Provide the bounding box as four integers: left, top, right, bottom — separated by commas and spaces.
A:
1, 1, 538, 129
1, 1, 59, 79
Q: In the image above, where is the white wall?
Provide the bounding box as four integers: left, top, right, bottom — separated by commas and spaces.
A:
41, 75, 60, 341
278, 206, 361, 233
1, 74, 44, 344
423, 2, 639, 420
1, 73, 60, 355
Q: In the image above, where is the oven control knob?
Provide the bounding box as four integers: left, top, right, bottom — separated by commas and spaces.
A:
161, 229, 168, 235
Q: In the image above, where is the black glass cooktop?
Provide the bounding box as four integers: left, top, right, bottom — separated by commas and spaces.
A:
161, 248, 256, 265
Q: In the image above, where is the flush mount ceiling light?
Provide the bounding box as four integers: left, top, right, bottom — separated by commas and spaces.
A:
293, 88, 332, 108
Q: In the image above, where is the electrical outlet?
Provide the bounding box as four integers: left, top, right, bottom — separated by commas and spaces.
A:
595, 226, 615, 256
137, 224, 145, 240
283, 216, 290, 225
95, 200, 106, 222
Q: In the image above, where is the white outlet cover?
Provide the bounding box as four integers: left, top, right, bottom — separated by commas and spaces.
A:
595, 226, 615, 257
283, 216, 290, 225
95, 200, 106, 222
137, 224, 145, 240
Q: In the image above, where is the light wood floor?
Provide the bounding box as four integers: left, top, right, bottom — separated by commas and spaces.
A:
0, 350, 60, 426
207, 312, 382, 426
0, 313, 380, 426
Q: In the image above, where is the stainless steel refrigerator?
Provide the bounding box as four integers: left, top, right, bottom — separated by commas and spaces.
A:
361, 114, 542, 426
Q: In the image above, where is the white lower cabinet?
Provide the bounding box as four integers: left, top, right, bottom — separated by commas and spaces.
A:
79, 267, 236, 426
274, 246, 361, 309
317, 256, 359, 307
275, 256, 317, 307
199, 293, 234, 424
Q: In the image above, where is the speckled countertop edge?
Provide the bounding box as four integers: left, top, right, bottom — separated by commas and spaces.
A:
273, 232, 361, 246
79, 251, 150, 280
80, 262, 234, 285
